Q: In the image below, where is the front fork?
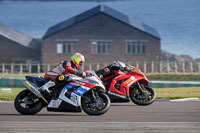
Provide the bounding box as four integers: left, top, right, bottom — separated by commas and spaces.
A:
91, 90, 99, 102
136, 82, 146, 93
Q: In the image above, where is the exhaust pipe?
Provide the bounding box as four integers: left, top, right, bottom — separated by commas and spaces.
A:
23, 81, 48, 104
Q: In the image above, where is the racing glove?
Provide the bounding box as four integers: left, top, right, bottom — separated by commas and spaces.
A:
124, 66, 130, 72
75, 71, 86, 78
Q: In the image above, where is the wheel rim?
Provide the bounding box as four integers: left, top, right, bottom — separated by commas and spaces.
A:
132, 86, 154, 102
17, 91, 40, 109
84, 95, 107, 112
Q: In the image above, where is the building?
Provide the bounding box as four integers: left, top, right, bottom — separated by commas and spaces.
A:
42, 5, 161, 65
0, 22, 41, 63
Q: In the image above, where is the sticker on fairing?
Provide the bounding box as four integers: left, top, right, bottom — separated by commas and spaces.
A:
64, 83, 78, 90
73, 87, 87, 96
70, 93, 78, 104
48, 99, 62, 108
124, 76, 136, 86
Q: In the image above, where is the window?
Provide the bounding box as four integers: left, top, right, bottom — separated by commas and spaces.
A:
91, 40, 112, 55
56, 40, 77, 54
125, 40, 147, 55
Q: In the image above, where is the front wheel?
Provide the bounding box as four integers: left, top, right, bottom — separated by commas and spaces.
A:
82, 92, 110, 115
130, 85, 156, 106
14, 89, 44, 115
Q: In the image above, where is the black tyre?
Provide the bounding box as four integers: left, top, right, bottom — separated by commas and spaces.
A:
130, 85, 156, 106
82, 93, 110, 115
14, 89, 44, 115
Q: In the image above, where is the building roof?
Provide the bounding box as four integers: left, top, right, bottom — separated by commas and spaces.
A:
43, 5, 160, 39
0, 22, 33, 47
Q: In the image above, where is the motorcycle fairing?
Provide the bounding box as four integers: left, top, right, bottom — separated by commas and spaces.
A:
105, 69, 149, 97
47, 99, 62, 108
74, 81, 96, 89
47, 98, 82, 112
59, 83, 90, 106
108, 76, 129, 97
47, 82, 91, 112
107, 91, 129, 102
129, 69, 149, 85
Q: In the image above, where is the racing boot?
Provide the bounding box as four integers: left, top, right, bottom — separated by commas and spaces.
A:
38, 80, 55, 94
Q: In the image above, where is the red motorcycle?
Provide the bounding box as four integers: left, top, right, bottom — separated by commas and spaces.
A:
97, 61, 156, 106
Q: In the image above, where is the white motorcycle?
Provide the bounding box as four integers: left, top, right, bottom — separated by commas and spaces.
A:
14, 71, 110, 115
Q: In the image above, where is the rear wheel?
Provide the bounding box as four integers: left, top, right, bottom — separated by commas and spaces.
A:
130, 85, 156, 106
82, 92, 110, 115
14, 89, 44, 115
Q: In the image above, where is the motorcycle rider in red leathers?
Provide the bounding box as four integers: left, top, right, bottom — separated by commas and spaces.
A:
39, 53, 86, 93
95, 61, 131, 79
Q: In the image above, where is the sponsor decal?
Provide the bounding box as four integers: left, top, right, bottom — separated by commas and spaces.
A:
124, 76, 136, 86
58, 75, 65, 81
52, 101, 59, 107
130, 76, 136, 80
88, 81, 97, 84
65, 85, 73, 89
76, 90, 84, 95
124, 79, 132, 84
127, 81, 136, 86
70, 93, 78, 104
25, 81, 32, 88
71, 94, 77, 100
108, 91, 126, 99
64, 83, 77, 90
48, 99, 62, 108
74, 87, 87, 96
76, 81, 85, 85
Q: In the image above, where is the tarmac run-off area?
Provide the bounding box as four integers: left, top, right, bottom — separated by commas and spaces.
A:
0, 100, 200, 133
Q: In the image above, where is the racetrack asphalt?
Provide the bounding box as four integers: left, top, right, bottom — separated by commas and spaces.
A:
0, 100, 200, 133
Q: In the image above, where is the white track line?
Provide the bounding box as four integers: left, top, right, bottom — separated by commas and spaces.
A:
1, 121, 200, 124
0, 101, 14, 103
170, 98, 200, 102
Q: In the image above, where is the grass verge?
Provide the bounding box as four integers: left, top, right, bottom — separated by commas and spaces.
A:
0, 87, 200, 101
0, 88, 24, 101
154, 87, 200, 99
146, 73, 200, 81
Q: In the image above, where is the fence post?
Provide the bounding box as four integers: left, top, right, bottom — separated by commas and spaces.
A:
47, 63, 50, 71
151, 61, 154, 73
167, 61, 170, 73
136, 62, 139, 69
11, 63, 14, 74
2, 63, 5, 74
144, 61, 146, 73
29, 64, 32, 74
175, 62, 177, 73
182, 62, 185, 73
96, 63, 100, 70
37, 64, 40, 73
198, 62, 200, 73
104, 63, 107, 67
190, 62, 193, 73
19, 63, 23, 74
128, 62, 131, 66
160, 61, 162, 73
89, 64, 92, 70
